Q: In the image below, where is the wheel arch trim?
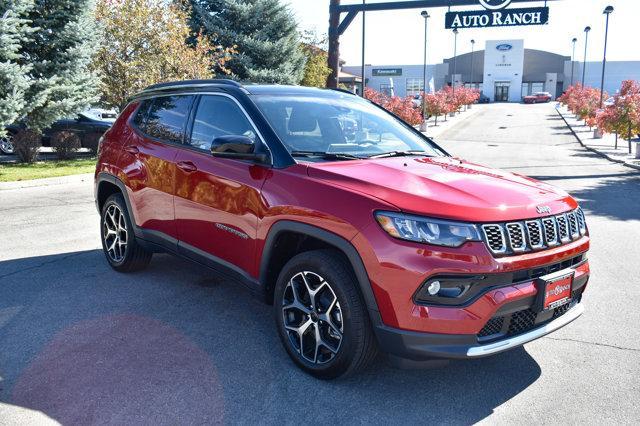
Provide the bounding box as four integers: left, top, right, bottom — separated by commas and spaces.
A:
95, 172, 142, 238
259, 220, 381, 316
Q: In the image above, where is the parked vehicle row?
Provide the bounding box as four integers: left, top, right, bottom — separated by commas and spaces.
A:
95, 80, 590, 379
0, 108, 116, 155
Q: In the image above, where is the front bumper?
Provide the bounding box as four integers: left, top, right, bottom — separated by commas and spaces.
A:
374, 302, 584, 361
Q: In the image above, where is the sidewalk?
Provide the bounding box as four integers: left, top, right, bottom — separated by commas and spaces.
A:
0, 172, 93, 191
556, 105, 640, 171
418, 104, 484, 139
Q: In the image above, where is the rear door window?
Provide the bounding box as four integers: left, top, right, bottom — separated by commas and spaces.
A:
142, 96, 194, 144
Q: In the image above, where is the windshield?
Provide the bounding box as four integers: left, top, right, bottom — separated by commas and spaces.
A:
251, 93, 444, 160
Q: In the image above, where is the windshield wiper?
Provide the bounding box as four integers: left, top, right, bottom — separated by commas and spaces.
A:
290, 151, 363, 161
367, 150, 434, 159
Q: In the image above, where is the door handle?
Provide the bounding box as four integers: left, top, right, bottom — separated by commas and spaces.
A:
177, 161, 197, 173
124, 145, 139, 155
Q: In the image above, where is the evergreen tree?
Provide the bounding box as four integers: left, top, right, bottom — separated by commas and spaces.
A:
190, 0, 306, 84
0, 0, 34, 135
19, 0, 100, 132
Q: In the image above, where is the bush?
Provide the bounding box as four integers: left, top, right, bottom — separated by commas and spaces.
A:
559, 84, 605, 127
13, 129, 41, 163
364, 88, 422, 126
51, 131, 81, 159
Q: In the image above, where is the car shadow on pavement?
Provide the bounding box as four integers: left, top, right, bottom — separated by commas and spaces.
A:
528, 149, 640, 221
0, 250, 542, 424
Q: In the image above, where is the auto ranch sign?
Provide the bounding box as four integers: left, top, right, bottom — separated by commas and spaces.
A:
445, 0, 549, 29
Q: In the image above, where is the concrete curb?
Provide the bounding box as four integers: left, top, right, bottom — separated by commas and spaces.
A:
555, 108, 640, 172
0, 172, 94, 191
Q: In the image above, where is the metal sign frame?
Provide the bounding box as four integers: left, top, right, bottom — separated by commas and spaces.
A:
327, 0, 559, 88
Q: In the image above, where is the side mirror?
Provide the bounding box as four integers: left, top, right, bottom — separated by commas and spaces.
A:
210, 135, 267, 163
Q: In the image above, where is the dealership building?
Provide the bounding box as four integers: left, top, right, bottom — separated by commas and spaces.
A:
342, 39, 640, 102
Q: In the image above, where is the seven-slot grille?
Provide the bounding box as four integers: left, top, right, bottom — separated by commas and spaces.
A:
481, 208, 587, 256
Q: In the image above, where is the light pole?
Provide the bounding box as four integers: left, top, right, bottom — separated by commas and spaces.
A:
469, 39, 476, 109
470, 39, 476, 89
599, 6, 614, 107
420, 10, 430, 131
360, 0, 366, 97
452, 28, 459, 95
581, 26, 591, 87
570, 37, 577, 86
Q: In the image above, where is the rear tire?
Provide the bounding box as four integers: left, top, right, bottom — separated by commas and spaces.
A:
274, 249, 377, 379
100, 193, 152, 272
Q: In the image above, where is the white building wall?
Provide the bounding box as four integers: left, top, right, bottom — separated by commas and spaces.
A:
341, 64, 439, 98
483, 40, 524, 102
568, 61, 640, 95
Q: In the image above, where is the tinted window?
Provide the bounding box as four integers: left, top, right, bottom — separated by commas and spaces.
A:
143, 96, 194, 143
188, 96, 257, 151
132, 100, 151, 127
252, 94, 442, 158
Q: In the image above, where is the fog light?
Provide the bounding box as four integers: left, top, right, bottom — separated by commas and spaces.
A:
427, 280, 441, 296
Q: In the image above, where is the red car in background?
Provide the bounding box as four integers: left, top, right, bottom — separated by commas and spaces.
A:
524, 92, 553, 104
95, 80, 590, 379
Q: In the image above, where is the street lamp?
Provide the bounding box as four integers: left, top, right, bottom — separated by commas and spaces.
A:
468, 39, 475, 110
452, 28, 459, 95
570, 37, 577, 86
470, 39, 476, 86
599, 6, 614, 107
360, 0, 366, 97
420, 10, 430, 131
581, 26, 591, 87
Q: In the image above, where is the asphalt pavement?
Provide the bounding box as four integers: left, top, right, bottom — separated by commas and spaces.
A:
0, 103, 639, 424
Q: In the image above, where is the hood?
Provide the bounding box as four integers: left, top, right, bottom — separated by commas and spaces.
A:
306, 156, 576, 222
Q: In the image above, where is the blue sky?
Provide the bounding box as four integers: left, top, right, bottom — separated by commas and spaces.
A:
284, 0, 637, 66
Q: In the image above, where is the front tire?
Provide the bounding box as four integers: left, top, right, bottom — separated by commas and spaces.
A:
100, 193, 152, 272
274, 250, 377, 379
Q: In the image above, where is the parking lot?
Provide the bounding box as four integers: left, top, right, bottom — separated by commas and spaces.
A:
1, 103, 639, 424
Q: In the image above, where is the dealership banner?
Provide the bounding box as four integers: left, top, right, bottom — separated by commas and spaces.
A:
445, 7, 549, 29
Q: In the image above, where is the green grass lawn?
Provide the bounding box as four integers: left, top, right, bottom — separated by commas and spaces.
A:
0, 158, 96, 182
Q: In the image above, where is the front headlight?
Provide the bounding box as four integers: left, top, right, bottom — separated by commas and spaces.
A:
375, 211, 481, 247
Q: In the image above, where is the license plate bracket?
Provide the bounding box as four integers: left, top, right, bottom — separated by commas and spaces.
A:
535, 270, 574, 312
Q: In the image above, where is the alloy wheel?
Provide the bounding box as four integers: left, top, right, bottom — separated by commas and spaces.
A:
0, 134, 14, 154
282, 271, 344, 364
103, 204, 128, 263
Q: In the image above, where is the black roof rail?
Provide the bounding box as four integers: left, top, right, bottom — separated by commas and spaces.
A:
330, 88, 358, 96
141, 79, 243, 93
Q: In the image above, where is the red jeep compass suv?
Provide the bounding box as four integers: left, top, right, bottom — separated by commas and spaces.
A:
95, 80, 590, 379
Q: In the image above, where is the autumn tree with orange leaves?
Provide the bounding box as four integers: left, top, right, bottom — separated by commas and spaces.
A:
93, 0, 234, 110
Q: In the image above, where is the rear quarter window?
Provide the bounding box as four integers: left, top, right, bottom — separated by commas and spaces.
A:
133, 96, 194, 144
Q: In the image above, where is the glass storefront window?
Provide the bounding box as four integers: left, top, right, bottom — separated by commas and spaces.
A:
531, 82, 544, 93
406, 78, 424, 97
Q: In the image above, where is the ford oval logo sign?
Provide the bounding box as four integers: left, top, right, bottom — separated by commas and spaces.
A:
479, 0, 512, 10
496, 44, 513, 51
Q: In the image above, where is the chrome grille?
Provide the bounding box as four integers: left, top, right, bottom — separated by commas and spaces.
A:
576, 208, 587, 235
525, 220, 544, 249
506, 223, 526, 252
481, 208, 587, 256
542, 217, 558, 246
482, 225, 507, 254
567, 212, 579, 239
556, 214, 570, 242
